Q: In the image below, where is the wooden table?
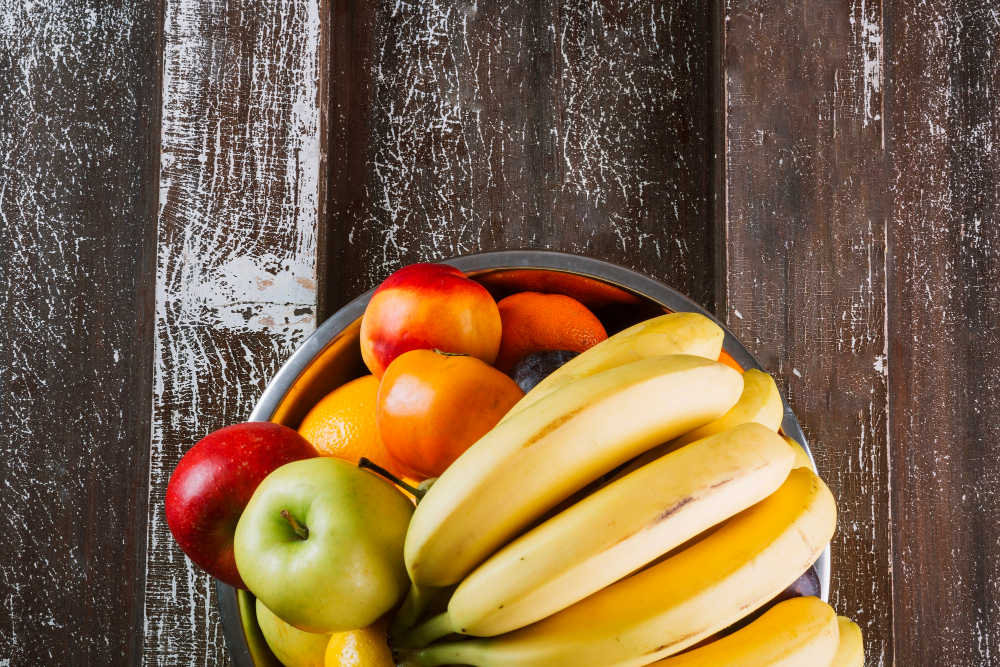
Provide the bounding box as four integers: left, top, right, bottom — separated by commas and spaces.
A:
2, 0, 996, 665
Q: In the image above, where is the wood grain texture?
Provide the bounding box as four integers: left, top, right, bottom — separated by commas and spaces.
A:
885, 0, 1000, 662
325, 0, 721, 315
143, 0, 324, 663
0, 1, 161, 665
722, 0, 892, 664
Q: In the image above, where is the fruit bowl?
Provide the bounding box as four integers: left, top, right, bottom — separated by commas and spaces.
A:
218, 250, 830, 666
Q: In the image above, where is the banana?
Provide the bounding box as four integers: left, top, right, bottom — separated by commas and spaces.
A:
608, 368, 784, 484
502, 312, 724, 422
830, 616, 865, 667
784, 435, 816, 472
670, 368, 783, 448
398, 468, 836, 667
652, 596, 839, 666
402, 423, 795, 645
395, 355, 743, 632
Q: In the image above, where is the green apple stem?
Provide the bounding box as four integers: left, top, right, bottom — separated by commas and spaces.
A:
399, 612, 455, 648
280, 509, 309, 540
358, 457, 427, 500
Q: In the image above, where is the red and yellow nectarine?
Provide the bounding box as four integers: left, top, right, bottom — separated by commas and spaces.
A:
360, 264, 502, 378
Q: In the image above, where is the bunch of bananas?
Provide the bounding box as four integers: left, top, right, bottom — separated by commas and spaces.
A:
390, 312, 864, 667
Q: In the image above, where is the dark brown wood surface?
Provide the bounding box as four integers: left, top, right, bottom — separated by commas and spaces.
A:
3, 0, 1000, 664
885, 0, 1000, 661
0, 1, 162, 664
325, 0, 721, 316
722, 0, 892, 664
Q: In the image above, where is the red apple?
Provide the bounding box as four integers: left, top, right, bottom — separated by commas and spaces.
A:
360, 263, 502, 378
165, 422, 316, 589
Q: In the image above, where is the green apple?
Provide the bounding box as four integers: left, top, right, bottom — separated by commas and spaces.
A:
256, 598, 330, 667
234, 457, 413, 633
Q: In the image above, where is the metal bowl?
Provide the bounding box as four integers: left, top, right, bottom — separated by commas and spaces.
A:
219, 250, 830, 666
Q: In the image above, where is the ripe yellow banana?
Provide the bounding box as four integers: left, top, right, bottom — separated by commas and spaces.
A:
608, 368, 784, 483
670, 368, 783, 448
399, 467, 836, 667
784, 435, 816, 472
652, 596, 839, 666
830, 616, 865, 667
395, 355, 743, 632
502, 312, 724, 422
402, 423, 795, 645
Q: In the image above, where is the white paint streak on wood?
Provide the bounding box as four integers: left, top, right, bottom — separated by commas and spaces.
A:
852, 0, 883, 128
143, 0, 322, 662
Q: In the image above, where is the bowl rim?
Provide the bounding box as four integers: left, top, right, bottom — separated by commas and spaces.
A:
219, 249, 830, 665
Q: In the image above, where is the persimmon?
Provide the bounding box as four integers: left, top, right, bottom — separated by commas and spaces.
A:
376, 349, 524, 480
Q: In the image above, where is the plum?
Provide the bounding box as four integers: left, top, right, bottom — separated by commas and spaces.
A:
508, 350, 579, 393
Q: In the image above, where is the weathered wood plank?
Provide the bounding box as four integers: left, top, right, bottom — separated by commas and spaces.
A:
885, 0, 1000, 662
325, 0, 720, 313
723, 0, 892, 664
0, 1, 162, 664
143, 0, 324, 662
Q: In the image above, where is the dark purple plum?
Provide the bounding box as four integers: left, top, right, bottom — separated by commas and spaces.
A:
508, 350, 580, 393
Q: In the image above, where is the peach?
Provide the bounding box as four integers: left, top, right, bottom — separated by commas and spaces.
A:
360, 263, 502, 378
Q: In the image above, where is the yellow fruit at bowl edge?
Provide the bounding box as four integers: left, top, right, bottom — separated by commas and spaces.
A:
256, 598, 329, 667
325, 620, 394, 667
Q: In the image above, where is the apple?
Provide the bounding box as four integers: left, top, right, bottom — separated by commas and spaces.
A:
256, 597, 330, 667
360, 263, 502, 378
165, 422, 317, 589
234, 457, 414, 633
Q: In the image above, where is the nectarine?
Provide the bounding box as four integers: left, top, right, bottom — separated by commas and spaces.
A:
360, 264, 502, 378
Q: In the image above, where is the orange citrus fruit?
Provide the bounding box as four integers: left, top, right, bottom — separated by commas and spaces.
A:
493, 292, 608, 373
718, 349, 744, 373
298, 375, 403, 477
324, 619, 394, 667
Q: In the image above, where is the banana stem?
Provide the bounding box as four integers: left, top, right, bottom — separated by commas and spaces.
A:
389, 583, 442, 640
398, 640, 484, 667
399, 612, 456, 648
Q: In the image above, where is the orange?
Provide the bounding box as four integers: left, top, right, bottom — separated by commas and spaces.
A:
325, 617, 393, 667
298, 375, 404, 477
493, 292, 608, 373
718, 349, 744, 373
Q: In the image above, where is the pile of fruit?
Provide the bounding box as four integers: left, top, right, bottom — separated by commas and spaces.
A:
165, 263, 866, 667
